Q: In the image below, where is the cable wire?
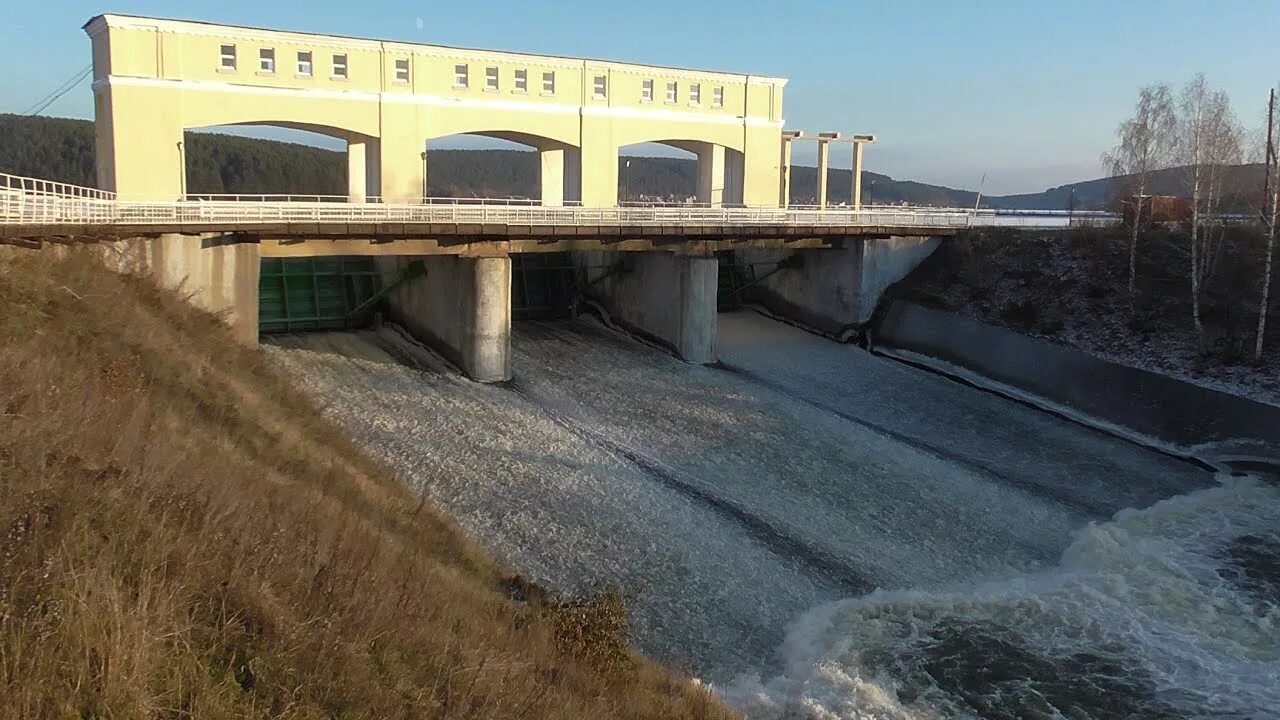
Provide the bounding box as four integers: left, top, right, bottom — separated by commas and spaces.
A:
23, 64, 92, 116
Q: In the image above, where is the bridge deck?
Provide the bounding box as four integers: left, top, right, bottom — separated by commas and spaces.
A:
1, 173, 1087, 252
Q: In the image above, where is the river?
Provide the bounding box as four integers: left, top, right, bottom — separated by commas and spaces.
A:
264, 310, 1278, 719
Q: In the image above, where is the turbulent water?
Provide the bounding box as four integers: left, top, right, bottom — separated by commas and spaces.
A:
264, 311, 1278, 719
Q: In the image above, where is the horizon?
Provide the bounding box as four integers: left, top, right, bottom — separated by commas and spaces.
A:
4, 0, 1279, 194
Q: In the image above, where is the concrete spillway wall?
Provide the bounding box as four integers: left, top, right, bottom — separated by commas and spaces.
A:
376, 255, 512, 383
875, 300, 1280, 459
574, 251, 718, 364
735, 236, 940, 336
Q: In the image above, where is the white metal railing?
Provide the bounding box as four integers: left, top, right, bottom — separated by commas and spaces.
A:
1, 173, 1099, 231
1, 172, 117, 201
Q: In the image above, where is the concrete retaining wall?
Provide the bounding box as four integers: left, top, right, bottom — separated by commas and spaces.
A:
111, 234, 261, 344
574, 251, 717, 364
737, 236, 940, 335
377, 255, 512, 382
876, 300, 1280, 455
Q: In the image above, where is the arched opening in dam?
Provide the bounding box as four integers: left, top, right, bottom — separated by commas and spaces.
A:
181, 124, 359, 200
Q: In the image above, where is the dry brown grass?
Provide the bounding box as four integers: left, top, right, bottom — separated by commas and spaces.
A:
0, 249, 737, 719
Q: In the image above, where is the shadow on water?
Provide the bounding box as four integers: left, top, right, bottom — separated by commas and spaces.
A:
871, 618, 1183, 720
1220, 533, 1280, 610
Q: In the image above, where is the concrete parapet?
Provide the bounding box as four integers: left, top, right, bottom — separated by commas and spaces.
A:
377, 255, 512, 382
108, 233, 261, 344
576, 251, 717, 364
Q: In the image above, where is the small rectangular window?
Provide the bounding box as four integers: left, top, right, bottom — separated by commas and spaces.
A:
394, 58, 410, 84
542, 71, 555, 95
593, 75, 607, 100
514, 68, 527, 92
454, 64, 469, 88
665, 81, 677, 104
689, 83, 701, 106
485, 66, 499, 91
258, 48, 275, 74
296, 51, 312, 76
332, 54, 348, 79
219, 44, 237, 71
641, 78, 654, 102
712, 86, 724, 108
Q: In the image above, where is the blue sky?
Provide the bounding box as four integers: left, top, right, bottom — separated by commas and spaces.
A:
4, 1, 1279, 194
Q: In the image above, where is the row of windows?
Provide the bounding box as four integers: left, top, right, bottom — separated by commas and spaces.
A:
453, 63, 725, 107
452, 64, 553, 94
219, 44, 368, 81
217, 45, 725, 106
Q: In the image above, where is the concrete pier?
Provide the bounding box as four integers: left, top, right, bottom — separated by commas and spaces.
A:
736, 236, 940, 335
378, 255, 513, 382
575, 251, 718, 364
109, 234, 261, 344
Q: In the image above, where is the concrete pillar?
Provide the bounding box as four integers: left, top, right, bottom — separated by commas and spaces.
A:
347, 138, 380, 203
852, 142, 865, 212
380, 134, 426, 203
573, 251, 717, 364
563, 147, 582, 204
540, 147, 566, 206
780, 137, 794, 208
697, 144, 727, 207
93, 83, 185, 200
816, 141, 830, 209
377, 255, 512, 382
724, 149, 745, 207
469, 256, 513, 382
111, 234, 261, 343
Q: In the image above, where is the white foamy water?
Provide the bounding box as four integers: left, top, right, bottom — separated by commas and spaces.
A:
263, 311, 1250, 717
723, 476, 1280, 719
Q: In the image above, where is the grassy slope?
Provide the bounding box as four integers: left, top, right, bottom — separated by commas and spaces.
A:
0, 249, 735, 719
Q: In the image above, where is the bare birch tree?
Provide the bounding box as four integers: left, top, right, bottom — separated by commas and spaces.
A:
1103, 84, 1178, 297
1256, 89, 1278, 363
1178, 74, 1242, 352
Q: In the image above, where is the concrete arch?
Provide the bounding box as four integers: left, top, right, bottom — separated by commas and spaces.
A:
616, 138, 744, 207
423, 128, 581, 205
187, 120, 375, 144
176, 86, 382, 141
612, 123, 746, 155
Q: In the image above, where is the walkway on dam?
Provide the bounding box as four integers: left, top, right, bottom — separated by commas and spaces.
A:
3, 172, 1091, 247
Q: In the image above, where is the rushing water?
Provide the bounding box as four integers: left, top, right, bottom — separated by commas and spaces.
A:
264, 311, 1277, 719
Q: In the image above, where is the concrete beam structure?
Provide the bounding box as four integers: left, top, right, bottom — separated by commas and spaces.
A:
815, 140, 830, 209
849, 135, 875, 212
376, 255, 512, 382
735, 235, 941, 335
84, 14, 788, 209
780, 130, 803, 207
574, 251, 718, 364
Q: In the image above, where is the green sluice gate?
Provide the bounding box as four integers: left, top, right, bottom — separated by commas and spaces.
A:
258, 257, 383, 333
260, 254, 579, 334
512, 252, 576, 321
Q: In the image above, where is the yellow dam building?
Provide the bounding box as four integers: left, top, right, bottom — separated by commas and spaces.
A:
85, 14, 789, 206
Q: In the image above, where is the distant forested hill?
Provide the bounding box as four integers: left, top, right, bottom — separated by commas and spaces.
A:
8, 113, 1261, 209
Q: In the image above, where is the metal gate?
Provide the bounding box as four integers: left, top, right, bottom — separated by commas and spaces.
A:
258, 257, 383, 333
512, 252, 576, 320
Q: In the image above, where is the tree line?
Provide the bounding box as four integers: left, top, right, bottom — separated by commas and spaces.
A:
1105, 75, 1278, 363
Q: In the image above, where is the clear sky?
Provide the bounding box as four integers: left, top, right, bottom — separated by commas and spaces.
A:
4, 0, 1279, 195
